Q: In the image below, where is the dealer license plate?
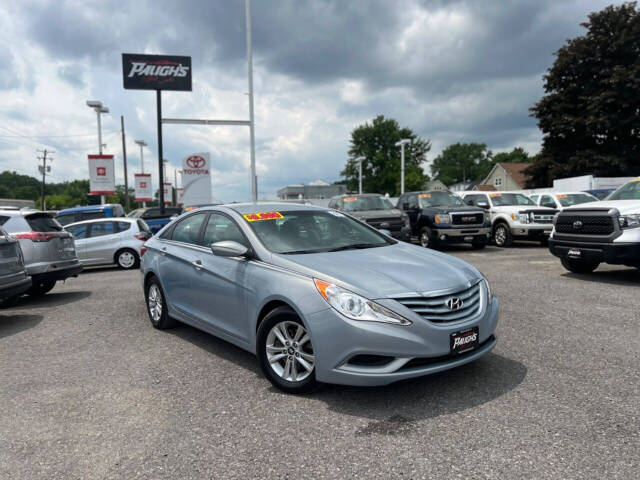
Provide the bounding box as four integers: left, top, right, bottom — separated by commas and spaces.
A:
567, 248, 581, 259
450, 327, 479, 355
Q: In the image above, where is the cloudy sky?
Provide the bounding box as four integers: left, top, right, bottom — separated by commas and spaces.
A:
0, 0, 621, 201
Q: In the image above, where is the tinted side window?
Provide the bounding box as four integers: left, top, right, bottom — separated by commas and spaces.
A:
171, 213, 206, 245
66, 224, 89, 239
116, 221, 131, 232
462, 195, 478, 206
142, 208, 161, 218
201, 214, 247, 247
137, 220, 151, 232
0, 215, 9, 226
82, 211, 106, 221
89, 222, 116, 237
408, 195, 419, 209
540, 195, 556, 208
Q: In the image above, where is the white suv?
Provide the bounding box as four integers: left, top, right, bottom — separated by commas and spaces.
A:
549, 178, 640, 273
461, 192, 556, 247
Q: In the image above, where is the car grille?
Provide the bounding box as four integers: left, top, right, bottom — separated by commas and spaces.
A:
555, 213, 614, 235
394, 281, 482, 323
451, 213, 484, 225
365, 217, 403, 232
531, 211, 555, 224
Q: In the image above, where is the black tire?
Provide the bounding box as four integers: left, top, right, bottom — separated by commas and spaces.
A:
0, 295, 20, 308
419, 226, 438, 249
257, 306, 319, 394
492, 222, 513, 248
145, 276, 177, 329
115, 248, 140, 270
26, 279, 56, 296
561, 258, 600, 274
471, 239, 487, 250
539, 237, 549, 247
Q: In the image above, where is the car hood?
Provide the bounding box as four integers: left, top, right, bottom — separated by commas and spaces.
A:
347, 209, 403, 219
271, 242, 481, 299
492, 205, 553, 213
563, 199, 640, 213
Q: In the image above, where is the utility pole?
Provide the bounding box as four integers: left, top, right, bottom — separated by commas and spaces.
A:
395, 139, 410, 195
37, 149, 54, 210
355, 156, 365, 194
120, 116, 130, 211
246, 0, 257, 203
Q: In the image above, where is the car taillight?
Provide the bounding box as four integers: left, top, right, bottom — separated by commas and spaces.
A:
13, 232, 60, 242
140, 246, 147, 256
134, 232, 151, 241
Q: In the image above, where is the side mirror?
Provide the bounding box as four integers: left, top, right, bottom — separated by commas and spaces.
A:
477, 201, 489, 209
211, 240, 249, 258
378, 229, 391, 237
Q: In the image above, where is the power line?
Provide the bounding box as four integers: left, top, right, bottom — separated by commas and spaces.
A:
37, 149, 54, 210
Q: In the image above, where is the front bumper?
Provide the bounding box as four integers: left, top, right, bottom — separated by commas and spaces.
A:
549, 238, 640, 267
0, 275, 32, 300
304, 294, 499, 386
511, 224, 553, 238
433, 226, 491, 243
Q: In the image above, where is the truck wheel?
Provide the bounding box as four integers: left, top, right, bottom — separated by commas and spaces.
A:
540, 237, 549, 247
492, 223, 513, 247
419, 227, 437, 249
561, 258, 600, 274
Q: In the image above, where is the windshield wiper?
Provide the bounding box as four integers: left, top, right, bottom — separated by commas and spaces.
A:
280, 249, 325, 255
326, 243, 385, 252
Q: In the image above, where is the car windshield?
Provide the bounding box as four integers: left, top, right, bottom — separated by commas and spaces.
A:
244, 210, 392, 254
341, 196, 394, 212
490, 193, 536, 206
127, 209, 144, 218
607, 180, 640, 200
556, 193, 597, 206
419, 192, 466, 207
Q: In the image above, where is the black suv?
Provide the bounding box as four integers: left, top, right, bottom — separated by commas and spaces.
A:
397, 190, 492, 249
328, 194, 411, 241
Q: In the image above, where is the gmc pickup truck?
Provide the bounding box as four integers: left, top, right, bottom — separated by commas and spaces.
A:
397, 190, 491, 249
549, 178, 640, 273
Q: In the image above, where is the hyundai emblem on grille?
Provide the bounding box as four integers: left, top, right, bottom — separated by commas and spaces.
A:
445, 297, 464, 310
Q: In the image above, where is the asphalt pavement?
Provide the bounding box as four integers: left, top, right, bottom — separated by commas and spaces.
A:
1, 244, 638, 479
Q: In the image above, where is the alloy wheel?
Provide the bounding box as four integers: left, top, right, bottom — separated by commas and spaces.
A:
420, 232, 430, 248
266, 320, 315, 382
119, 251, 136, 268
494, 226, 507, 246
148, 284, 162, 322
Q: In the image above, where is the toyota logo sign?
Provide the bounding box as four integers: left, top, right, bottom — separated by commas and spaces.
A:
445, 297, 464, 311
186, 155, 206, 168
573, 220, 583, 229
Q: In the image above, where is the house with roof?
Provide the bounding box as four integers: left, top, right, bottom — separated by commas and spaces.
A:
477, 162, 532, 191
423, 179, 448, 191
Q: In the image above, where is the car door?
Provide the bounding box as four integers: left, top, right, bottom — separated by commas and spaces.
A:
157, 212, 208, 320
83, 221, 118, 265
65, 224, 89, 262
191, 212, 254, 341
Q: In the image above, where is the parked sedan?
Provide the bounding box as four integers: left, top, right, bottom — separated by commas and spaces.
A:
65, 218, 152, 269
0, 226, 31, 307
141, 203, 498, 393
1, 209, 82, 296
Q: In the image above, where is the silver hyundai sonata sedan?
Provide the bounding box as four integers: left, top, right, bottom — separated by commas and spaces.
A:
141, 203, 498, 393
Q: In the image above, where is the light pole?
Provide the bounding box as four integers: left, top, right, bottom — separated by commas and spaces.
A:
246, 0, 257, 203
355, 156, 365, 194
395, 138, 410, 195
87, 100, 109, 204
134, 140, 148, 207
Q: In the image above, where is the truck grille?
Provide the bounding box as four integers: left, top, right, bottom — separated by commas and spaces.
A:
394, 282, 482, 323
451, 213, 484, 225
532, 213, 554, 224
365, 217, 403, 232
555, 214, 614, 235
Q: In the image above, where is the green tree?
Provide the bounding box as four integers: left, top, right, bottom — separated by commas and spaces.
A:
527, 2, 640, 187
492, 147, 531, 164
430, 143, 493, 186
341, 115, 430, 196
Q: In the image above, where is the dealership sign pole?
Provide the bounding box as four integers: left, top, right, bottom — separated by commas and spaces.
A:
122, 53, 192, 215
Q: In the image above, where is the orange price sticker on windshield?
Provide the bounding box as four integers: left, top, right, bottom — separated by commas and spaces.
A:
343, 197, 358, 202
419, 193, 431, 198
490, 193, 502, 197
556, 194, 567, 198
243, 211, 284, 222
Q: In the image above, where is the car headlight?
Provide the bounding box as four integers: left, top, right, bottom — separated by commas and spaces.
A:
434, 214, 451, 224
402, 213, 410, 227
512, 213, 530, 224
314, 279, 411, 325
619, 214, 640, 229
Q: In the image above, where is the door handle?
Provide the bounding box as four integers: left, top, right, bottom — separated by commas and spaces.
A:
191, 260, 203, 270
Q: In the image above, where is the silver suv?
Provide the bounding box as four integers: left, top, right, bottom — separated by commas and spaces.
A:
0, 226, 32, 307
0, 209, 82, 296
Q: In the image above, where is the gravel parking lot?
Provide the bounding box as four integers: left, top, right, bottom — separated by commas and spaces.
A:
1, 244, 638, 479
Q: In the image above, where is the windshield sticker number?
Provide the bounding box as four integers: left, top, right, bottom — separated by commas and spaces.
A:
343, 197, 358, 202
556, 194, 567, 198
419, 193, 431, 198
490, 193, 502, 197
243, 211, 284, 222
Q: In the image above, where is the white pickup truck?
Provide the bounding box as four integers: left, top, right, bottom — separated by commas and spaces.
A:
460, 191, 557, 247
549, 178, 640, 273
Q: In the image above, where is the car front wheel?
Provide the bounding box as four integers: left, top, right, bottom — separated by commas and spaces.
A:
257, 307, 318, 394
493, 223, 513, 247
145, 277, 176, 329
419, 227, 437, 249
561, 258, 600, 274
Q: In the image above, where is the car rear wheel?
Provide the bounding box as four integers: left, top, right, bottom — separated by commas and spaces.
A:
492, 223, 513, 247
26, 279, 56, 296
561, 258, 600, 274
116, 249, 139, 269
145, 277, 176, 329
257, 307, 318, 394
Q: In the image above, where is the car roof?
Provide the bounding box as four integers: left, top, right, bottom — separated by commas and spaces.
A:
57, 204, 120, 214
0, 209, 48, 216
330, 193, 384, 200
225, 202, 327, 215
65, 217, 134, 228
404, 190, 452, 195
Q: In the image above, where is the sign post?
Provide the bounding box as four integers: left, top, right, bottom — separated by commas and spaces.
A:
122, 53, 192, 214
181, 153, 211, 207
134, 173, 152, 203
